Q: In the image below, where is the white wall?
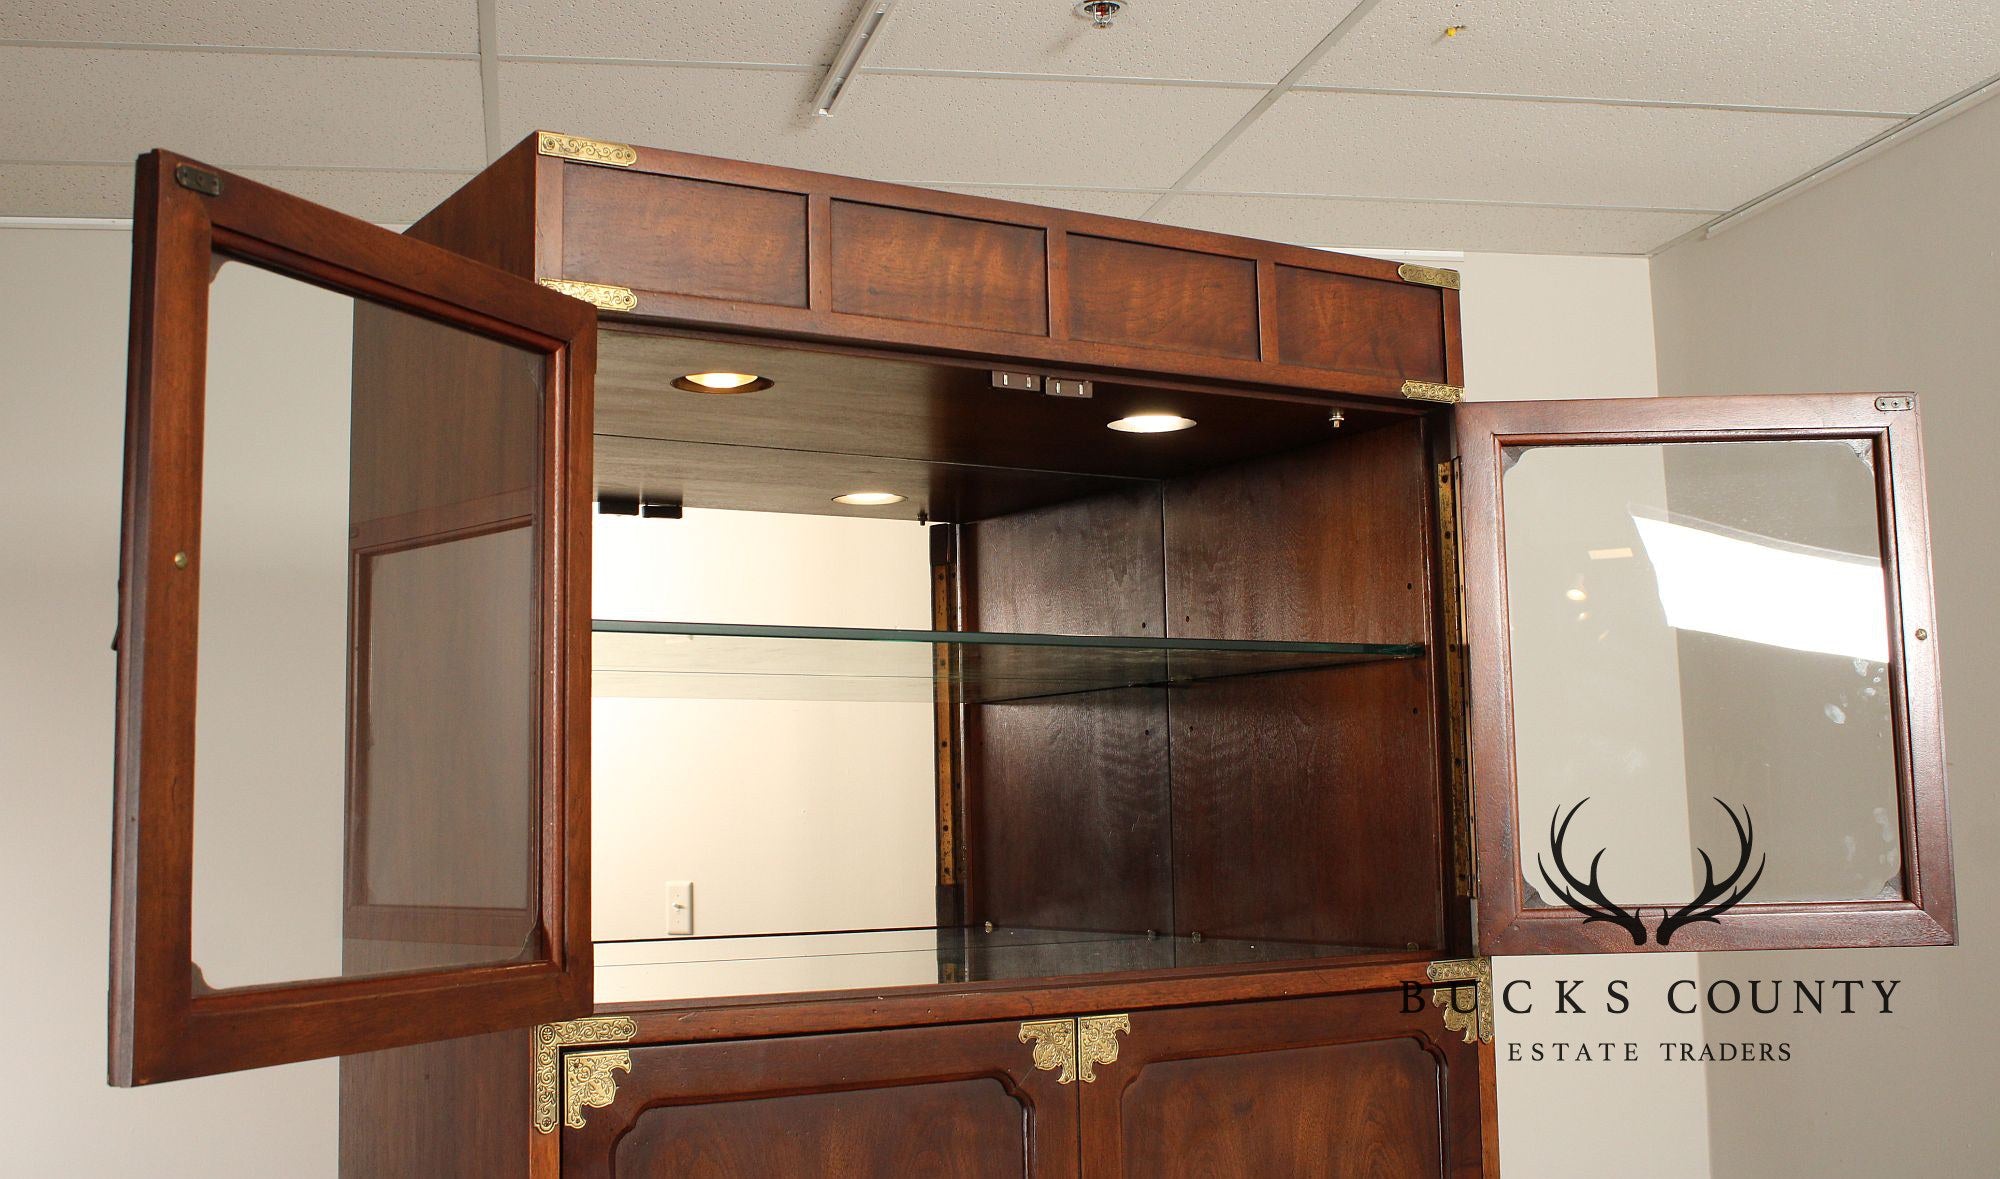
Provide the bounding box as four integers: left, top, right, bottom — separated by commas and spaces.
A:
1453, 253, 1715, 1179
590, 509, 938, 964
1651, 94, 2000, 1178
0, 227, 337, 1175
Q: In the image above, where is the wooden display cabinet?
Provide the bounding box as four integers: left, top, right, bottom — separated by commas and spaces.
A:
108, 134, 1956, 1177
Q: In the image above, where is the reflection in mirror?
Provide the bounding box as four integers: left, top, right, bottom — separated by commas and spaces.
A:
189, 255, 546, 989
1501, 439, 1902, 910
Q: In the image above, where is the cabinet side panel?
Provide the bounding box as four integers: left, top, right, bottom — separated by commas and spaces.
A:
339, 1028, 532, 1179
1164, 421, 1443, 948
959, 485, 1174, 934
404, 141, 538, 276
563, 167, 809, 307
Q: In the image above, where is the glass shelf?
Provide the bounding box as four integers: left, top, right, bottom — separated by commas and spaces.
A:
592, 620, 1423, 704
593, 926, 1385, 1004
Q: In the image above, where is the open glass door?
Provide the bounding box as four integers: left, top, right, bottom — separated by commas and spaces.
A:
1454, 393, 1953, 955
110, 152, 595, 1084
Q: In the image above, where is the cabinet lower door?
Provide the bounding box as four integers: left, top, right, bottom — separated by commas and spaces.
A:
560, 1020, 1079, 1178
1078, 992, 1488, 1178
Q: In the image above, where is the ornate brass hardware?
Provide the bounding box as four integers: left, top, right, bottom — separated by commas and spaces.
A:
1020, 1015, 1129, 1084
1397, 262, 1460, 290
538, 277, 638, 311
1426, 957, 1494, 1045
534, 1016, 639, 1134
1435, 462, 1474, 898
1401, 380, 1463, 404
537, 131, 639, 168
564, 1049, 634, 1130
1076, 1014, 1130, 1083
1018, 1018, 1078, 1084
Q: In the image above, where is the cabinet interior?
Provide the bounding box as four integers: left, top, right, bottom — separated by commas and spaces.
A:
588, 327, 1448, 1003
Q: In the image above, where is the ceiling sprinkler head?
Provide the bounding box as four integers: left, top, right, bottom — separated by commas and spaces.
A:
1074, 0, 1125, 29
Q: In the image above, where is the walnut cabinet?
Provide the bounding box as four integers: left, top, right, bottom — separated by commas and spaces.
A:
107, 134, 1956, 1175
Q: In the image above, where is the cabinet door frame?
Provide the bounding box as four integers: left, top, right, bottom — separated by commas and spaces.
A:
557, 1019, 1080, 1178
1455, 393, 1954, 955
1076, 991, 1488, 1178
110, 151, 596, 1085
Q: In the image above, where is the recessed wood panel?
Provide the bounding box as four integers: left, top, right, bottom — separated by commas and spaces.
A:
1169, 660, 1441, 948
830, 200, 1049, 335
561, 1019, 1078, 1179
1066, 235, 1259, 360
611, 1080, 1026, 1175
1276, 265, 1446, 381
1117, 1038, 1445, 1177
563, 166, 808, 307
961, 485, 1173, 934
1163, 421, 1442, 948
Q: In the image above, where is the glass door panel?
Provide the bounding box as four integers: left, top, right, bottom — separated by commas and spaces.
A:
111, 152, 595, 1084
1455, 395, 1953, 954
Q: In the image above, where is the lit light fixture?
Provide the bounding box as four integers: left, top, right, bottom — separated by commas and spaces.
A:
833, 491, 906, 506
674, 371, 772, 394
1564, 587, 1588, 602
1108, 413, 1196, 434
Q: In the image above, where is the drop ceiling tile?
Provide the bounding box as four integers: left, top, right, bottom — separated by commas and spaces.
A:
500, 65, 1261, 187
0, 0, 478, 54
497, 0, 853, 63
0, 162, 473, 222
870, 0, 1363, 84
1196, 90, 1894, 211
0, 164, 472, 226
0, 48, 486, 171
1304, 0, 2000, 113
925, 186, 1162, 218
1152, 192, 1710, 254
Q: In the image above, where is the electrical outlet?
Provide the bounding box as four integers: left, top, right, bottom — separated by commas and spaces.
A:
666, 881, 693, 936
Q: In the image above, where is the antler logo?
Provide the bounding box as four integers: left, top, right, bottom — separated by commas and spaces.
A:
1539, 798, 1766, 946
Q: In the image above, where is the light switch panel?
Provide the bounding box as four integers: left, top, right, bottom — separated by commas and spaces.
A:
666, 881, 693, 936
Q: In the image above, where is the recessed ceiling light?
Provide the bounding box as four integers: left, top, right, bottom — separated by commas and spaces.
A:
673, 371, 772, 394
1107, 414, 1196, 434
832, 491, 906, 506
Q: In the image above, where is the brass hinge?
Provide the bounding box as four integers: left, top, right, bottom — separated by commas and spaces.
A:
1403, 380, 1463, 404
1426, 957, 1494, 1044
173, 163, 222, 197
1397, 262, 1461, 290
1019, 1014, 1130, 1084
538, 277, 638, 311
534, 1017, 639, 1133
1435, 460, 1475, 899
537, 131, 638, 168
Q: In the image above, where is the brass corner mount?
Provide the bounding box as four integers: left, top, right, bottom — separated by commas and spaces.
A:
538, 277, 639, 312
1426, 957, 1494, 1045
534, 1016, 640, 1133
1402, 380, 1463, 404
1398, 262, 1461, 290
536, 131, 638, 168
